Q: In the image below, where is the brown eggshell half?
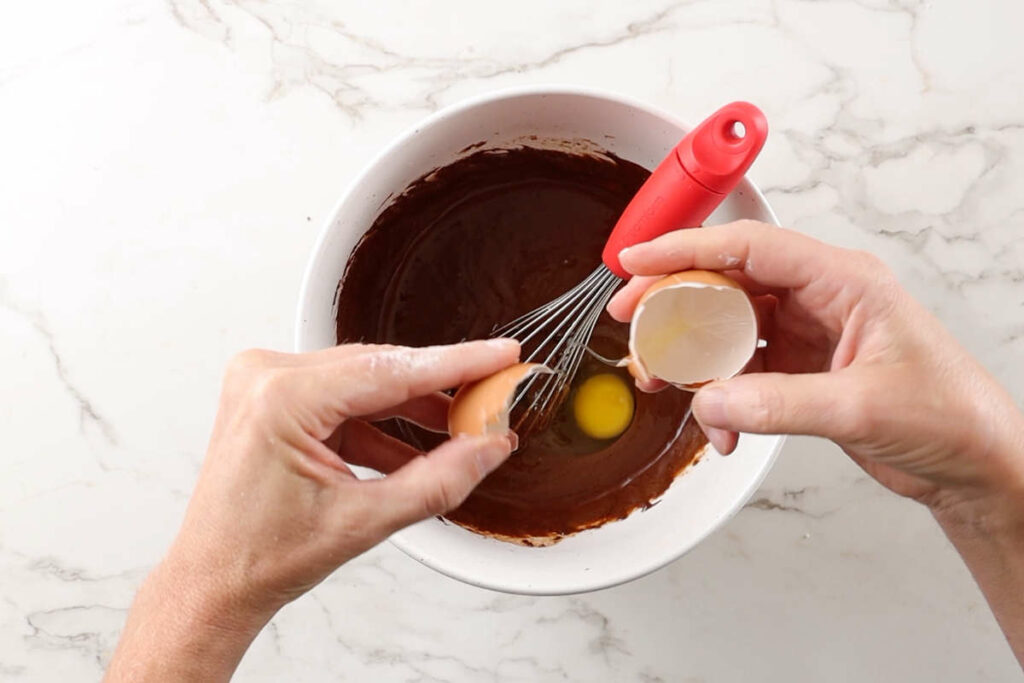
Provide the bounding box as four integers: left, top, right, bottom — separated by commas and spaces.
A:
448, 362, 551, 437
626, 270, 759, 391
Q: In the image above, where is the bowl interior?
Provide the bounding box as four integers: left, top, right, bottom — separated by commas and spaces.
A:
296, 88, 783, 595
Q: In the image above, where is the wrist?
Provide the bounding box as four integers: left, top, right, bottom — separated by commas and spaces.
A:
153, 549, 276, 642
930, 412, 1024, 543
926, 415, 1024, 664
106, 550, 275, 682
930, 486, 1024, 547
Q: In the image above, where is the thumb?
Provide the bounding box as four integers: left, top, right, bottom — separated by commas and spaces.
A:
368, 434, 513, 533
693, 372, 854, 440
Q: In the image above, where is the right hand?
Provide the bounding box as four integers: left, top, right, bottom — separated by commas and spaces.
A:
607, 221, 1024, 513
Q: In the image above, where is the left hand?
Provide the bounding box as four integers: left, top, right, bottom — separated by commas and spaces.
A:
105, 340, 519, 682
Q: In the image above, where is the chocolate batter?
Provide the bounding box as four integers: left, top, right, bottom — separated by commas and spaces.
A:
336, 145, 707, 543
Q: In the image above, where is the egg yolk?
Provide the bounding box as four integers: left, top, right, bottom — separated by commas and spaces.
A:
572, 373, 634, 440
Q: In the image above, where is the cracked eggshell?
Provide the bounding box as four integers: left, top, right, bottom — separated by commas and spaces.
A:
626, 270, 758, 391
448, 362, 551, 437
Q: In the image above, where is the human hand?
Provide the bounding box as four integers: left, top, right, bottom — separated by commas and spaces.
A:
105, 340, 518, 682
607, 221, 1024, 509
607, 221, 1024, 665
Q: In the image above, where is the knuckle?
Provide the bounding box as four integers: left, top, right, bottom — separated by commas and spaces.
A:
226, 349, 274, 378
734, 219, 776, 242
874, 264, 901, 296
850, 249, 890, 277
875, 279, 903, 315
359, 351, 413, 398
365, 343, 399, 354
342, 343, 378, 358
848, 249, 902, 307
348, 350, 386, 377
245, 367, 293, 415
747, 382, 786, 432
734, 218, 765, 232
421, 478, 460, 517
336, 496, 373, 536
736, 220, 778, 252
223, 350, 272, 398
839, 379, 878, 439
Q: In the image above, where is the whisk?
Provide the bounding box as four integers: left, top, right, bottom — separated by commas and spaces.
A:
492, 102, 768, 432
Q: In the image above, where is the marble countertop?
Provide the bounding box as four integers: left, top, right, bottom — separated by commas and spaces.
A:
2, 1, 1022, 680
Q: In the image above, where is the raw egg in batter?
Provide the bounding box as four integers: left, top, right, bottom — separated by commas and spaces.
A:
572, 373, 635, 440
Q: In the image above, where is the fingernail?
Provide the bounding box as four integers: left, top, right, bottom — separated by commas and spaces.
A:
637, 378, 664, 394
693, 386, 728, 426
618, 246, 639, 271
606, 291, 627, 322
705, 426, 733, 454
505, 430, 519, 452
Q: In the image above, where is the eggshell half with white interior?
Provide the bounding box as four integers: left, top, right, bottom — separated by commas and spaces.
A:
627, 270, 758, 390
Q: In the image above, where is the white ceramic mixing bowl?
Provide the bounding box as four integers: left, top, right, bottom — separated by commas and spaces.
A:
296, 85, 784, 595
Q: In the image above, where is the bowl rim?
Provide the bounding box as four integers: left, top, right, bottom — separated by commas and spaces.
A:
296, 83, 784, 594
392, 438, 786, 596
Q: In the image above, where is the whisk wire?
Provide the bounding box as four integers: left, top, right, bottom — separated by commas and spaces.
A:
515, 273, 619, 432
526, 269, 615, 365
492, 266, 606, 343
497, 264, 622, 432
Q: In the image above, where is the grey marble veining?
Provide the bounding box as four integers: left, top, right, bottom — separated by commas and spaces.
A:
1, 0, 1021, 680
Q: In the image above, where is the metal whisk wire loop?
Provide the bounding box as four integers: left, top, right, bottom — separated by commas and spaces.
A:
489, 264, 622, 432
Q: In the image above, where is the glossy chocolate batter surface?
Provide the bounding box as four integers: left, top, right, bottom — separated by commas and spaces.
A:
336, 145, 707, 542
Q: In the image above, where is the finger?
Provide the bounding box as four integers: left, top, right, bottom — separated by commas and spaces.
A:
691, 371, 855, 440
302, 343, 400, 364
365, 392, 451, 433
607, 276, 660, 322
252, 344, 402, 369
723, 270, 784, 297
322, 339, 520, 419
367, 434, 514, 532
703, 425, 739, 455
330, 419, 422, 474
619, 221, 829, 289
637, 377, 669, 393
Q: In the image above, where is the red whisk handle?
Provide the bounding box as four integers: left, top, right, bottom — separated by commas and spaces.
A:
601, 101, 768, 279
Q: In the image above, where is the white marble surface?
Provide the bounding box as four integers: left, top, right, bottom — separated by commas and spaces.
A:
2, 0, 1022, 680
